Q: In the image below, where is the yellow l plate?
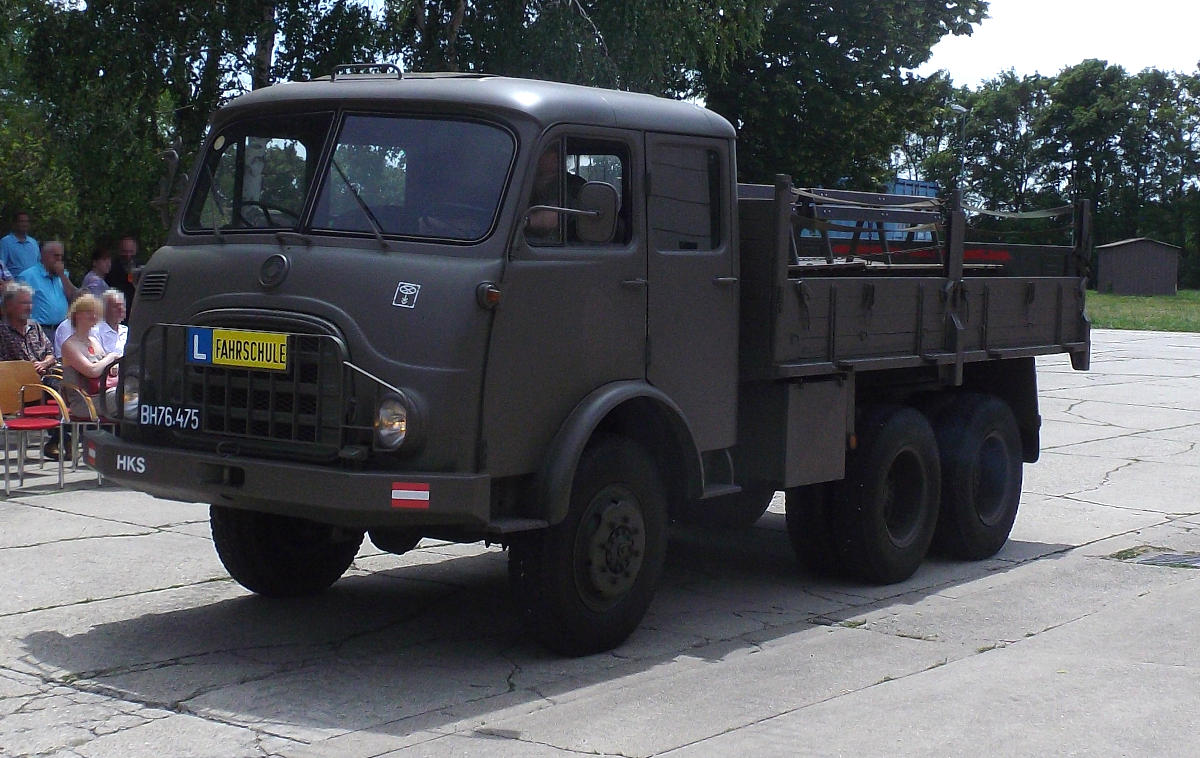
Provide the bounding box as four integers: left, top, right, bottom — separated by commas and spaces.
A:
210, 328, 289, 371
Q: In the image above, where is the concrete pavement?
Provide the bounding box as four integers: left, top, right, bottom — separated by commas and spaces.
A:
1, 328, 1198, 757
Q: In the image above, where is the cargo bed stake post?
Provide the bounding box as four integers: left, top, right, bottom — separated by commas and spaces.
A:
944, 188, 967, 385
1072, 198, 1093, 282
774, 174, 795, 357
1070, 197, 1093, 370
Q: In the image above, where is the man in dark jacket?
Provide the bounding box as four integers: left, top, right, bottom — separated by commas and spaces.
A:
105, 235, 138, 317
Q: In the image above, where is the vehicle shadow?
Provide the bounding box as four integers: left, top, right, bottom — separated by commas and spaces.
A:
18, 511, 1072, 744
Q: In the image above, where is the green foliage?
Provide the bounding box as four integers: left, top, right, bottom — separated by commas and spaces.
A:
895, 61, 1200, 284
385, 1, 771, 97
703, 0, 988, 186
35, 0, 1200, 289
0, 101, 79, 242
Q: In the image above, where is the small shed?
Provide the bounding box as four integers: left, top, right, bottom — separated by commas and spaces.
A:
1096, 238, 1180, 296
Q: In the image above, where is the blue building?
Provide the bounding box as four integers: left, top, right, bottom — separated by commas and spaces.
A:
799, 177, 939, 242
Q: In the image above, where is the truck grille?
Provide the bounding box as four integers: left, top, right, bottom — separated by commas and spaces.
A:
139, 324, 359, 460
182, 334, 346, 445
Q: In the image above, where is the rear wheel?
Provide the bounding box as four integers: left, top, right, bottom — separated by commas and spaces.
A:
931, 394, 1023, 559
210, 506, 363, 597
832, 406, 940, 584
509, 435, 668, 656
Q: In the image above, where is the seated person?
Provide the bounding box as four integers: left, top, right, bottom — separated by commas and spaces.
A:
526, 143, 586, 243
0, 282, 55, 373
97, 289, 128, 356
60, 294, 120, 419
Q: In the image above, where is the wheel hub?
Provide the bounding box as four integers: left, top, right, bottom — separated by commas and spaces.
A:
583, 488, 646, 602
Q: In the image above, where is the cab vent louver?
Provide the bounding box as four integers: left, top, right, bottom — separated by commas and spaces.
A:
138, 271, 168, 300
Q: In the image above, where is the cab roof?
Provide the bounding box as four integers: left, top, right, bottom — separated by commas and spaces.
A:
218, 72, 736, 139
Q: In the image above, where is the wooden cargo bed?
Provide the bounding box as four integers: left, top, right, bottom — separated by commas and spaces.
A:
737, 179, 1091, 382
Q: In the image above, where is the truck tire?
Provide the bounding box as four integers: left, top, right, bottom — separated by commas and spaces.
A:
682, 483, 775, 529
368, 528, 422, 556
210, 505, 363, 597
508, 435, 668, 656
784, 483, 841, 576
832, 406, 940, 584
931, 394, 1023, 560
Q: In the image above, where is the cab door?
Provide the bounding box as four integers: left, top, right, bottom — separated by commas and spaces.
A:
482, 129, 646, 476
645, 134, 739, 451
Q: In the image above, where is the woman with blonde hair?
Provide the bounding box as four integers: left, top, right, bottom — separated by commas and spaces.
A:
60, 293, 120, 418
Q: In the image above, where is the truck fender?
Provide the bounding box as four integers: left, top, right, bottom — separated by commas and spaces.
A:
536, 381, 703, 526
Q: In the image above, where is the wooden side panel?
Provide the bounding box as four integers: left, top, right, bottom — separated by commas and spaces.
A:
772, 276, 1088, 370
775, 277, 948, 365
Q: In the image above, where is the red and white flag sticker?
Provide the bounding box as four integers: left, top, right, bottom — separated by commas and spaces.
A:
86, 444, 96, 464
391, 482, 430, 509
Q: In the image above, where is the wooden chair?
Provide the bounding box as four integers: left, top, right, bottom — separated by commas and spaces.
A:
0, 360, 69, 494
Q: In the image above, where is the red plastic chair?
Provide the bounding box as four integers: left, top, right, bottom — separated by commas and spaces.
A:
0, 361, 68, 494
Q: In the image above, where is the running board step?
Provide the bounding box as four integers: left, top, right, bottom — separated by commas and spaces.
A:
485, 518, 550, 534
699, 484, 742, 500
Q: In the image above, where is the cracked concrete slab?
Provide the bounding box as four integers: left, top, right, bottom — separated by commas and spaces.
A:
0, 502, 155, 551
1007, 494, 1169, 548
18, 487, 211, 530
662, 575, 1200, 758
0, 327, 1197, 757
0, 531, 226, 617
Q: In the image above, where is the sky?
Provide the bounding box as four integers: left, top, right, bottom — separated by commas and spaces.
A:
914, 0, 1200, 87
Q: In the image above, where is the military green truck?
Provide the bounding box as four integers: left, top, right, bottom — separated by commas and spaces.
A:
86, 65, 1091, 656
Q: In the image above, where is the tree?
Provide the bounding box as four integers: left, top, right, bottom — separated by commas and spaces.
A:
702, 0, 988, 186
384, 0, 771, 98
15, 0, 389, 257
1034, 60, 1132, 241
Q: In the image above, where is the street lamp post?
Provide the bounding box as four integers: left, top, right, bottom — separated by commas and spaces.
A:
949, 103, 969, 193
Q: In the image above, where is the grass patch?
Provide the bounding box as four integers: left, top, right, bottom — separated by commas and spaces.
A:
1086, 290, 1200, 332
1106, 545, 1170, 561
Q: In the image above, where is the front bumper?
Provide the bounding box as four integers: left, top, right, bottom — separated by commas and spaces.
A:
83, 430, 492, 529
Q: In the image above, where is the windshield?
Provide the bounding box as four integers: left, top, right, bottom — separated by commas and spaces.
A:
312, 115, 514, 241
183, 113, 331, 232
182, 112, 516, 242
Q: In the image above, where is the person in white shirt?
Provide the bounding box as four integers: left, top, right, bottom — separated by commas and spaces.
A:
97, 288, 128, 356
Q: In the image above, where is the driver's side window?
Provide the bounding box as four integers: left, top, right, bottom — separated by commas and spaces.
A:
527, 137, 629, 247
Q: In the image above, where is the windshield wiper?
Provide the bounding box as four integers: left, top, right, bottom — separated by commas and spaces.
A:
200, 160, 228, 244
331, 158, 388, 249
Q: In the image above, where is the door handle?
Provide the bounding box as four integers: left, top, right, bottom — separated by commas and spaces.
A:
712, 276, 739, 286
621, 278, 648, 288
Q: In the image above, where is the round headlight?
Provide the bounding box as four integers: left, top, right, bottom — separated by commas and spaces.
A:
375, 395, 409, 450
122, 375, 140, 420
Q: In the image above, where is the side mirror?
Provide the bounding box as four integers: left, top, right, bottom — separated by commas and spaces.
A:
574, 181, 619, 244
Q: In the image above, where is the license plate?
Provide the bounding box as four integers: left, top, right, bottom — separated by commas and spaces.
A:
140, 404, 201, 430
186, 327, 289, 372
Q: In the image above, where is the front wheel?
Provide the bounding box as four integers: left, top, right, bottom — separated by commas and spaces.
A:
210, 506, 363, 597
509, 435, 668, 656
